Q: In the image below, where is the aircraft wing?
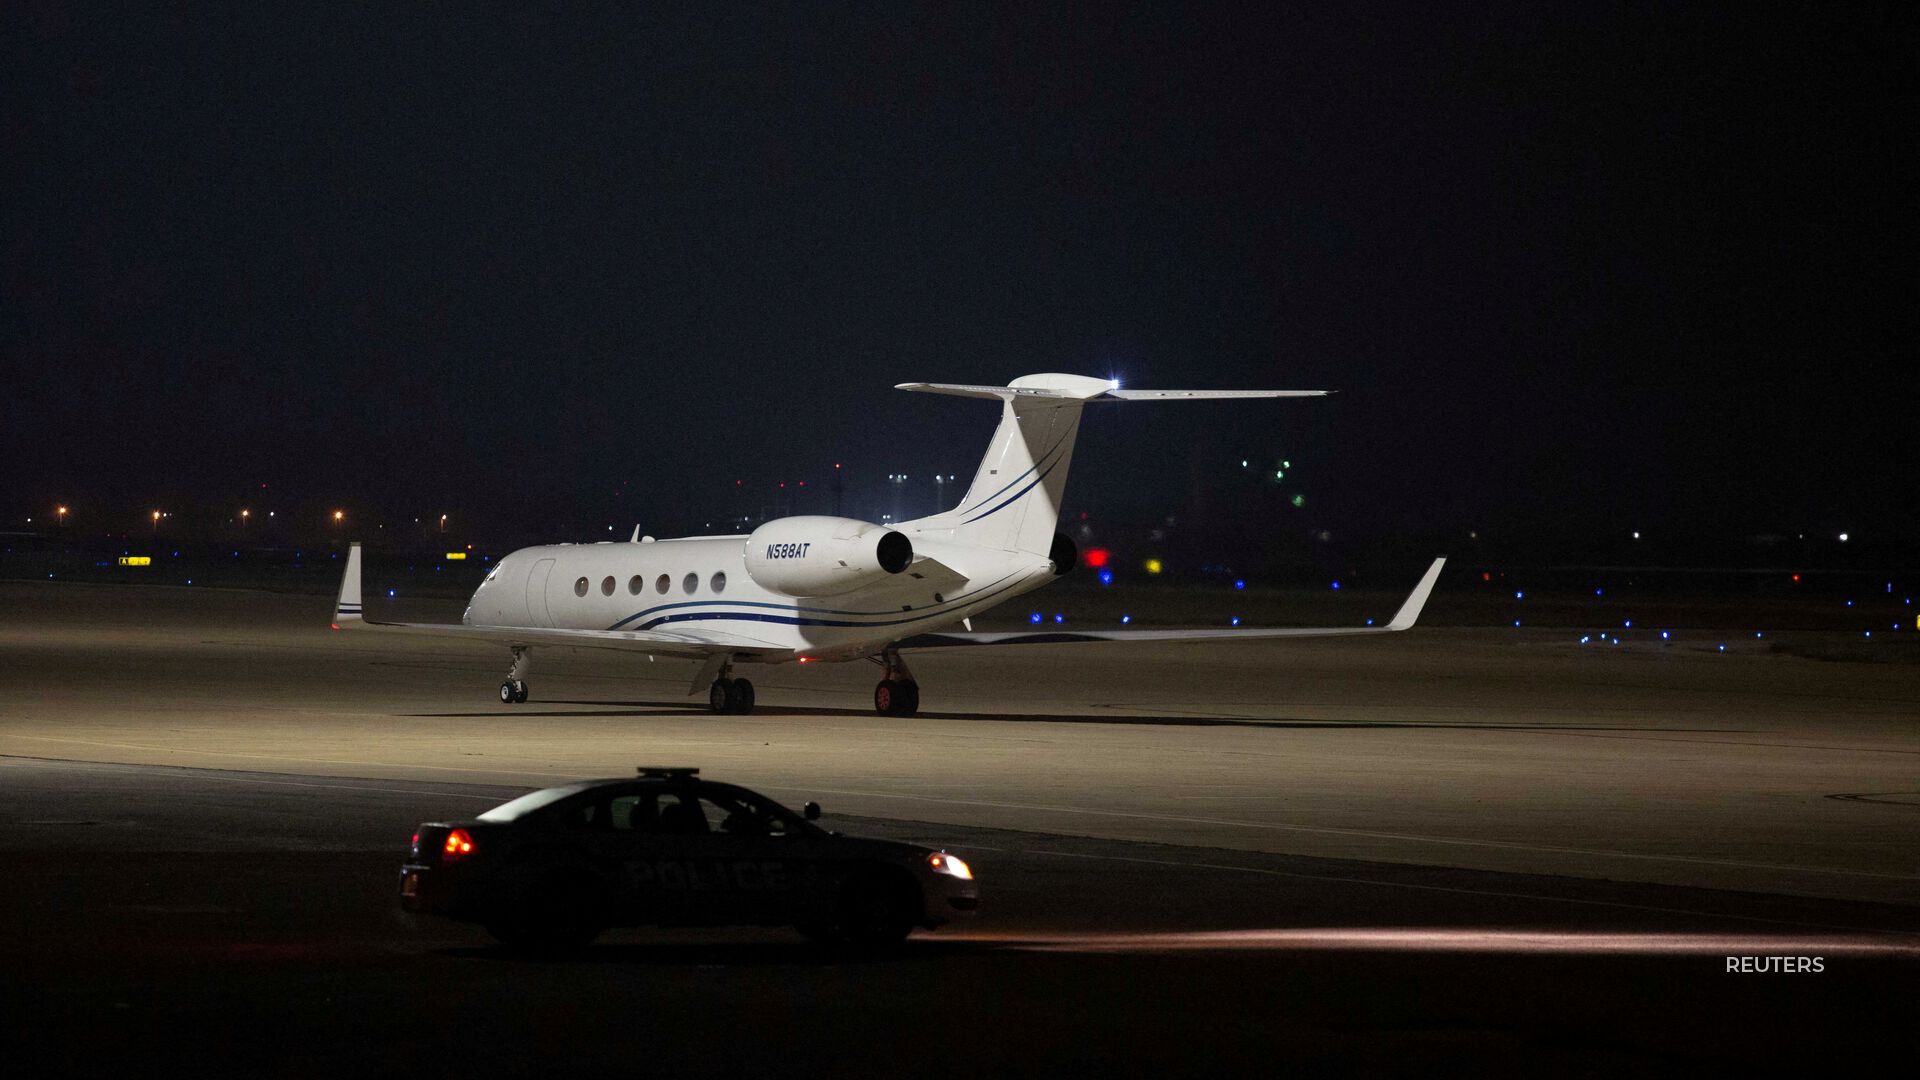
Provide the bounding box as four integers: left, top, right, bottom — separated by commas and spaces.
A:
898, 558, 1445, 650
329, 544, 789, 661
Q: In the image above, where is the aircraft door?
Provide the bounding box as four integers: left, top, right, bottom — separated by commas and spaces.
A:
525, 558, 556, 627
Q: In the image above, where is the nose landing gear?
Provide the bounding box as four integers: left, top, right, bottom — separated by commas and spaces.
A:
870, 648, 920, 717
499, 646, 531, 704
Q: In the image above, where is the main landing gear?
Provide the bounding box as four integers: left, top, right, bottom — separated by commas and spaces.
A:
707, 660, 756, 715
499, 645, 531, 704
870, 648, 919, 718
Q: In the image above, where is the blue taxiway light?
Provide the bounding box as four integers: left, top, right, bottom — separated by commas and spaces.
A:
1230, 617, 1241, 626
1234, 579, 1246, 590
1513, 620, 1522, 627
1120, 615, 1132, 624
1029, 612, 1042, 624
1098, 569, 1113, 585
1052, 614, 1065, 624
1661, 631, 1670, 640
1331, 581, 1341, 590
1515, 591, 1524, 600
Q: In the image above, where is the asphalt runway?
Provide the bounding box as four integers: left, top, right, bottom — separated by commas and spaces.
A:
3, 581, 1917, 1073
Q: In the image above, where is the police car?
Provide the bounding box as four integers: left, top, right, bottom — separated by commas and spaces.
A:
399, 768, 978, 949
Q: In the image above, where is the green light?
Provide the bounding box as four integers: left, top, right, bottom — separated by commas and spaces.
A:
1282, 460, 1291, 468
1290, 494, 1305, 508
1274, 471, 1284, 480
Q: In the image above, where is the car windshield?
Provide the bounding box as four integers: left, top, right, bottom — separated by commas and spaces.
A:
477, 783, 596, 823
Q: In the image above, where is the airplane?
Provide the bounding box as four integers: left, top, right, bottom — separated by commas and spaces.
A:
332, 372, 1444, 716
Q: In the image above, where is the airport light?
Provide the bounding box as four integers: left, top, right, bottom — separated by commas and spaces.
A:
1838, 532, 1850, 542
1144, 558, 1163, 575
56, 505, 68, 526
332, 510, 344, 525
439, 514, 448, 532
151, 510, 161, 532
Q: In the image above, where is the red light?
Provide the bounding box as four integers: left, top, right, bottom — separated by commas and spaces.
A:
1792, 574, 1800, 582
442, 829, 475, 861
1083, 548, 1110, 569
797, 657, 811, 663
1482, 572, 1491, 582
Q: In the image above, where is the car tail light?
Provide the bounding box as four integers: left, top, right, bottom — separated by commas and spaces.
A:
410, 831, 420, 858
442, 828, 475, 862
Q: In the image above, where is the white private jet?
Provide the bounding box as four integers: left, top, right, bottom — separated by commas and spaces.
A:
333, 373, 1444, 715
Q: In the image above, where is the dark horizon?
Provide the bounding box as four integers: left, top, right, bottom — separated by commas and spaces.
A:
6, 5, 1911, 550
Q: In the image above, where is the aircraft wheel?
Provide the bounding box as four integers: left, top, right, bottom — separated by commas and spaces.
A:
709, 678, 732, 713
500, 681, 515, 704
512, 680, 529, 704
875, 679, 920, 717
727, 678, 756, 715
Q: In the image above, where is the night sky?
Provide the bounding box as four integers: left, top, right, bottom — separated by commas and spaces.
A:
4, 4, 1910, 548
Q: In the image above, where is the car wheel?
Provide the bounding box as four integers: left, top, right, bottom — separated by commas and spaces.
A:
488, 871, 603, 953
834, 869, 918, 949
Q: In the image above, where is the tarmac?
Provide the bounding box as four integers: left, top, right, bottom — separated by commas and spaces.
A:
2, 580, 1915, 1074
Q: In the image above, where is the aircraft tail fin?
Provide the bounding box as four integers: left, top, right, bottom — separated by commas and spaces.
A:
897, 374, 1329, 557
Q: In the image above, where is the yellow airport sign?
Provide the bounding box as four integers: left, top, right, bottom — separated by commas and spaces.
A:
445, 552, 467, 560
117, 556, 151, 567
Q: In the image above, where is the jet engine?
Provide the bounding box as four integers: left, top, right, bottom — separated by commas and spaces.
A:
744, 516, 914, 597
1049, 532, 1077, 575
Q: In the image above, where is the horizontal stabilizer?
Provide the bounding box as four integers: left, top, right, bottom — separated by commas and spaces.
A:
897, 380, 1332, 403
1104, 388, 1330, 400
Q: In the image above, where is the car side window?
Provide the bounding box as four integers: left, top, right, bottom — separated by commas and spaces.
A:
701, 792, 792, 838
653, 792, 709, 835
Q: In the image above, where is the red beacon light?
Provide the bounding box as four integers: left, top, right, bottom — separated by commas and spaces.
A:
442, 829, 475, 861
1083, 548, 1110, 569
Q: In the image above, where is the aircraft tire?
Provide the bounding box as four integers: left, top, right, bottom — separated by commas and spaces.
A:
727, 678, 756, 714
709, 678, 732, 713
874, 679, 920, 717
512, 680, 529, 704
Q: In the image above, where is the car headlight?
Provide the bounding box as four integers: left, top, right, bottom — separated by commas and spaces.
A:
927, 852, 972, 880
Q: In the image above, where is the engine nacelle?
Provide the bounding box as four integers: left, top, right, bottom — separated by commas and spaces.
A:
744, 516, 914, 597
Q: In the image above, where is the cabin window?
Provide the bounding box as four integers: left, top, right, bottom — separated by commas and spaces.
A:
682, 572, 698, 594
600, 576, 615, 596
573, 577, 588, 597
710, 572, 727, 593
628, 575, 643, 595
655, 574, 670, 594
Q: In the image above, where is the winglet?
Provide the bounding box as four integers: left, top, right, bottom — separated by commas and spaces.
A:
1384, 557, 1446, 631
333, 542, 364, 629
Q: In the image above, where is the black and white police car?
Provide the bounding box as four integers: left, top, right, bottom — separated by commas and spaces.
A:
400, 768, 978, 949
